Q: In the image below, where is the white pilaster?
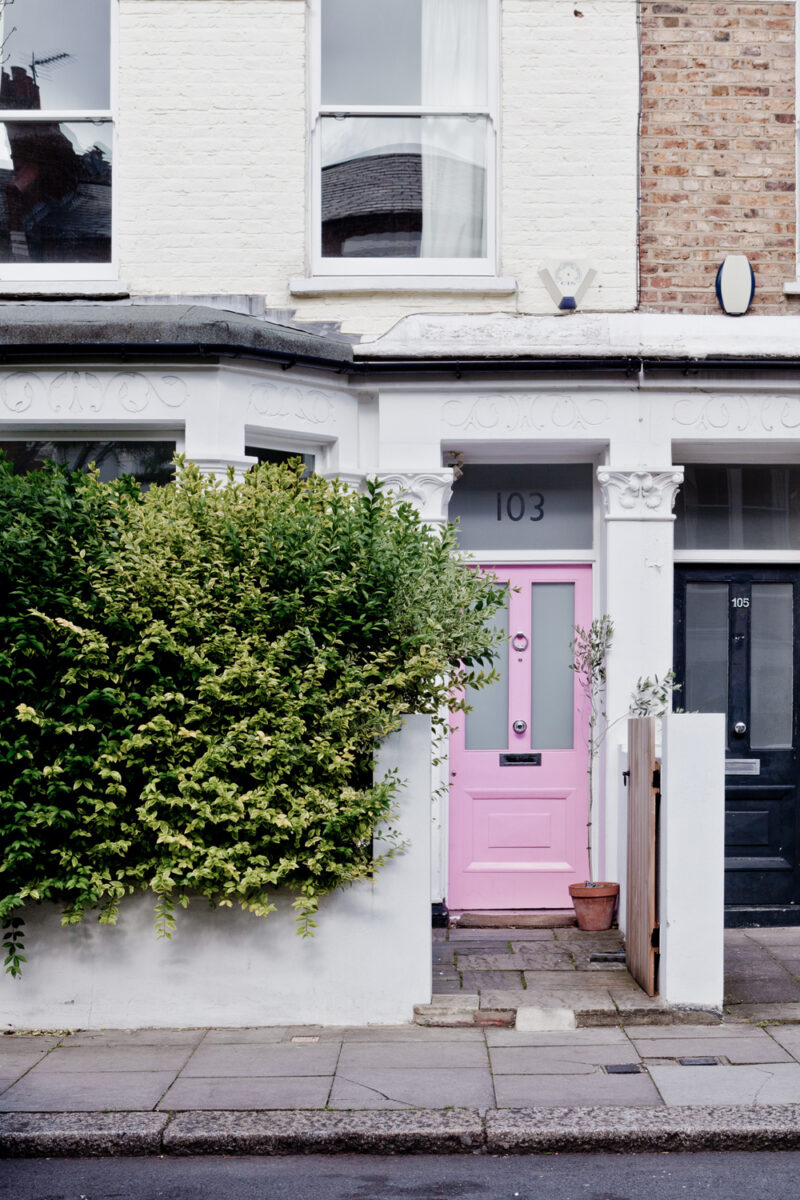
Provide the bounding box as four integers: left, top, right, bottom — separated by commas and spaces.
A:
598, 466, 684, 924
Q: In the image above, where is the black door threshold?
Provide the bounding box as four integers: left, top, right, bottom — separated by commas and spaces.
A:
726, 905, 800, 928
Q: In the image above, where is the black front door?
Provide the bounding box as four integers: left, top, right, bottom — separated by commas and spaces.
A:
674, 567, 800, 922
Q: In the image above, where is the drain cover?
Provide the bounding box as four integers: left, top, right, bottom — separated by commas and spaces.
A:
679, 1056, 717, 1066
605, 1063, 642, 1074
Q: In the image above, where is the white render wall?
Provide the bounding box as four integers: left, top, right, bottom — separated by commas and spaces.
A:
117, 0, 639, 337
659, 714, 725, 1011
0, 717, 433, 1030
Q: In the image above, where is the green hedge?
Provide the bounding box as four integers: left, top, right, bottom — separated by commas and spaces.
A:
0, 458, 499, 974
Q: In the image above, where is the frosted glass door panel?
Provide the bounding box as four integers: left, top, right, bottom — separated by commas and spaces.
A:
751, 584, 794, 749
686, 583, 729, 716
465, 589, 508, 750
531, 583, 574, 750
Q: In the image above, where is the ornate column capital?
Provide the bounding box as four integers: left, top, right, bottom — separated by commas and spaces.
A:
597, 467, 684, 521
321, 470, 367, 492
376, 469, 455, 527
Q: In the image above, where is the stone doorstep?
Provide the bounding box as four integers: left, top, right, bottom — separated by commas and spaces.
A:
415, 998, 723, 1030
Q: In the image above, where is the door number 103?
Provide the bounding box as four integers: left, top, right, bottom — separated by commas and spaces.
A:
732, 597, 749, 608
496, 491, 545, 522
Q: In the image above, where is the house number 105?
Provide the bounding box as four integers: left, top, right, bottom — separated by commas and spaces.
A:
731, 597, 749, 608
496, 491, 545, 522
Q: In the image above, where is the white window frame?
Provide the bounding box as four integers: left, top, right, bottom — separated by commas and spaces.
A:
0, 0, 118, 284
307, 0, 499, 280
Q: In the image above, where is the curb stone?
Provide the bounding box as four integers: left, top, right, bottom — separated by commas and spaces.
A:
486, 1105, 800, 1153
0, 1113, 168, 1158
163, 1109, 484, 1155
6, 1105, 800, 1157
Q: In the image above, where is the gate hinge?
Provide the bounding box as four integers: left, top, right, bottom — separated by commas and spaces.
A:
622, 769, 630, 787
652, 767, 661, 790
651, 925, 660, 950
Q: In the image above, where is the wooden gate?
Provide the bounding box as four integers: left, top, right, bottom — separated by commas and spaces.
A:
626, 717, 659, 996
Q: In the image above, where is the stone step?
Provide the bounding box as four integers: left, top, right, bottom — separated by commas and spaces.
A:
414, 993, 722, 1031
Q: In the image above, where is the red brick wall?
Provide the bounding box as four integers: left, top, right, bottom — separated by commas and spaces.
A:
639, 2, 796, 313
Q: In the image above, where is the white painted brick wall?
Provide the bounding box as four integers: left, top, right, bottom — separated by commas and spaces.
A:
119, 0, 639, 337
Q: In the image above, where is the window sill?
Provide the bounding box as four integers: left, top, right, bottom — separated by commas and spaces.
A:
782, 281, 800, 295
0, 280, 129, 299
290, 275, 517, 297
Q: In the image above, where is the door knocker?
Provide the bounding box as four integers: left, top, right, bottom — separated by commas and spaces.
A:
512, 632, 529, 652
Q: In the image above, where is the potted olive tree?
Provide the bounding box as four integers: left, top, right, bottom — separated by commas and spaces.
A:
568, 618, 676, 930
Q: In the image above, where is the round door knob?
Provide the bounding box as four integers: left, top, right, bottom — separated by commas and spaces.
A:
513, 719, 527, 735
734, 721, 747, 736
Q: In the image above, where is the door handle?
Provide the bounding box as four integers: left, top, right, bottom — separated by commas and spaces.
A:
513, 719, 528, 735
733, 721, 747, 736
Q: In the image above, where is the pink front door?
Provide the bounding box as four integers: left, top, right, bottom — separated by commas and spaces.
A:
449, 564, 591, 909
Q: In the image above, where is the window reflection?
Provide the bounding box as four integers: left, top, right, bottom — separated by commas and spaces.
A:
675, 465, 800, 550
0, 120, 111, 262
0, 441, 176, 487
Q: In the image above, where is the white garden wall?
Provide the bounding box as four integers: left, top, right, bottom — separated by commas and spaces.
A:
0, 717, 433, 1030
659, 712, 726, 1011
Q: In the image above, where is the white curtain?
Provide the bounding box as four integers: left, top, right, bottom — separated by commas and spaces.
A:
419, 0, 487, 258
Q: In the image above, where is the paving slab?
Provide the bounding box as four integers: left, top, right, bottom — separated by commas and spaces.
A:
180, 1043, 341, 1078
455, 953, 521, 970
625, 1033, 792, 1064
485, 1104, 800, 1153
60, 1029, 206, 1047
493, 1067, 661, 1108
649, 1062, 800, 1106
507, 944, 578, 970
341, 1025, 484, 1043
201, 1028, 298, 1045
486, 1026, 631, 1047
724, 1003, 800, 1022
0, 1043, 59, 1076
461, 971, 525, 991
157, 1075, 334, 1111
742, 928, 800, 946
31, 1044, 196, 1074
725, 978, 800, 1003
490, 1044, 642, 1074
765, 1026, 800, 1056
163, 1108, 485, 1154
0, 1070, 177, 1112
626, 1023, 757, 1039
328, 1067, 495, 1110
0, 1112, 168, 1158
337, 1042, 488, 1070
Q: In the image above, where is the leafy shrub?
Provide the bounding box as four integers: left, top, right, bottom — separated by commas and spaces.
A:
0, 458, 499, 973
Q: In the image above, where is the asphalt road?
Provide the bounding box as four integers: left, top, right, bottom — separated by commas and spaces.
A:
3, 1151, 800, 1200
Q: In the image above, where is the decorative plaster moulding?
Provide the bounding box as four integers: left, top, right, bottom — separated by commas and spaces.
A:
357, 313, 800, 361
0, 370, 189, 417
597, 468, 684, 521
376, 469, 455, 526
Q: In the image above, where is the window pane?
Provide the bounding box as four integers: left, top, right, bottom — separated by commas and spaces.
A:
449, 464, 594, 552
322, 0, 422, 106
321, 116, 486, 258
465, 587, 508, 750
321, 0, 487, 108
751, 583, 794, 750
0, 119, 111, 262
245, 446, 315, 477
0, 441, 176, 487
685, 583, 728, 716
0, 0, 110, 111
531, 583, 574, 750
675, 465, 800, 550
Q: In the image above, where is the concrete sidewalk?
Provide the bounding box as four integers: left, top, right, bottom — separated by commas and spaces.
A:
5, 924, 800, 1157
7, 1016, 800, 1155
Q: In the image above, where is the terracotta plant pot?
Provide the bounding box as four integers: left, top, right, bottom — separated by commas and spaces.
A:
568, 881, 620, 931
